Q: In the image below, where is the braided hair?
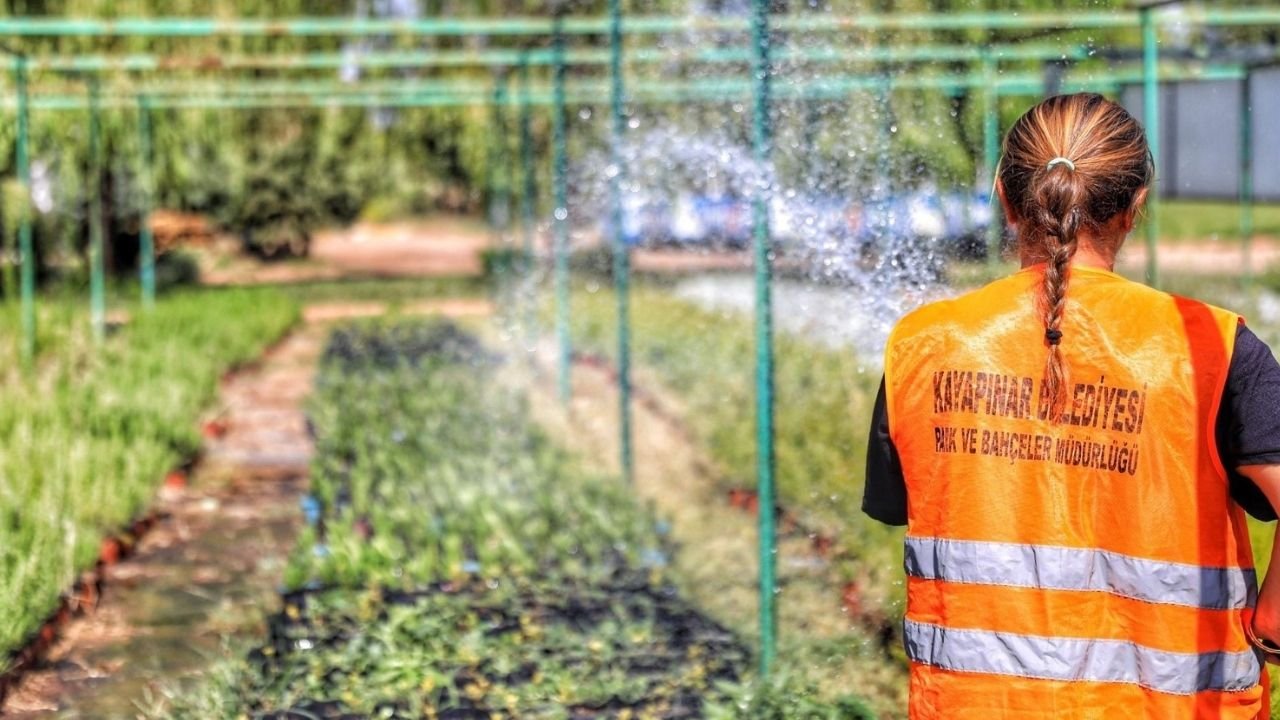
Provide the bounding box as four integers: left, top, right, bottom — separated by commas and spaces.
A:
997, 93, 1152, 418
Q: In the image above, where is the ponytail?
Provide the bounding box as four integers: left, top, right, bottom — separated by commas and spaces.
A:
1034, 166, 1086, 419
998, 94, 1153, 420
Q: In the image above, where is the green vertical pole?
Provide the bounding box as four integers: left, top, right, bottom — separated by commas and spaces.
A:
982, 52, 1001, 268
750, 0, 777, 678
15, 57, 35, 366
519, 56, 536, 268
1239, 72, 1254, 292
551, 10, 571, 404
88, 76, 106, 343
137, 93, 156, 310
518, 54, 538, 347
608, 0, 634, 486
1141, 6, 1160, 288
876, 75, 893, 197
504, 80, 518, 246
490, 74, 510, 238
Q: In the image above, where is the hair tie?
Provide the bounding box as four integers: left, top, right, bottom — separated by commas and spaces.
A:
1047, 157, 1075, 172
1045, 329, 1064, 346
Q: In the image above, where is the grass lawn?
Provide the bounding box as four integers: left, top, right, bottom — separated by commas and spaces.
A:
1137, 200, 1280, 242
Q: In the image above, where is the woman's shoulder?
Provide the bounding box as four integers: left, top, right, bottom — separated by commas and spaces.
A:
891, 272, 1032, 333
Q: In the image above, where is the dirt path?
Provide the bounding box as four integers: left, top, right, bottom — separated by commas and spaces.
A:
513, 345, 909, 717
1, 326, 324, 719
200, 217, 491, 286
1117, 237, 1280, 276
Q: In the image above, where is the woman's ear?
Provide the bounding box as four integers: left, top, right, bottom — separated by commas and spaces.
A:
1120, 187, 1150, 234
995, 178, 1018, 226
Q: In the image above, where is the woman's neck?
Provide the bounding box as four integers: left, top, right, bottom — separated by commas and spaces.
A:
1017, 232, 1120, 271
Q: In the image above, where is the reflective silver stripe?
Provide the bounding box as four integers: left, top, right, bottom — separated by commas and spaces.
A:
904, 619, 1262, 695
905, 536, 1257, 610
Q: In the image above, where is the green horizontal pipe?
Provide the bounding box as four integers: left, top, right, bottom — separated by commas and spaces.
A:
20, 42, 1095, 74
0, 8, 1277, 37
12, 63, 1242, 108
1, 83, 1071, 110
0, 79, 1120, 111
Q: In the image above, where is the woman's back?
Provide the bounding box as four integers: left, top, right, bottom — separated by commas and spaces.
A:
886, 266, 1264, 719
872, 93, 1273, 719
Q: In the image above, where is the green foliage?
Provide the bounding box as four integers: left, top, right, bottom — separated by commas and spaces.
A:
295, 320, 666, 588
153, 249, 201, 290
0, 287, 298, 661
569, 244, 616, 279
233, 129, 324, 258
481, 245, 533, 278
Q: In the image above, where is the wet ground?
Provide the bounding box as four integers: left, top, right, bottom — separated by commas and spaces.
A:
1, 327, 322, 719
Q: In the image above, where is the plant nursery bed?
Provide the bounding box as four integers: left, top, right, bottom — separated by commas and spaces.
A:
169, 321, 754, 719
244, 574, 747, 720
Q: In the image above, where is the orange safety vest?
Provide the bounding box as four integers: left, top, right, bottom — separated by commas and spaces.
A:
884, 264, 1267, 720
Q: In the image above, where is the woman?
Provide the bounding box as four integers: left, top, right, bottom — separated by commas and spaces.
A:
863, 93, 1280, 719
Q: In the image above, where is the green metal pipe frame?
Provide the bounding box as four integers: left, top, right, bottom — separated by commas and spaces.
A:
15, 57, 34, 365
1240, 73, 1254, 292
1141, 6, 1160, 288
7, 60, 1249, 110
137, 93, 156, 310
12, 61, 1134, 98
11, 64, 1253, 111
0, 7, 1278, 37
982, 50, 1001, 267
490, 74, 511, 239
551, 12, 571, 405
518, 56, 538, 347
608, 0, 634, 487
16, 42, 1098, 74
750, 0, 777, 677
88, 76, 106, 344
